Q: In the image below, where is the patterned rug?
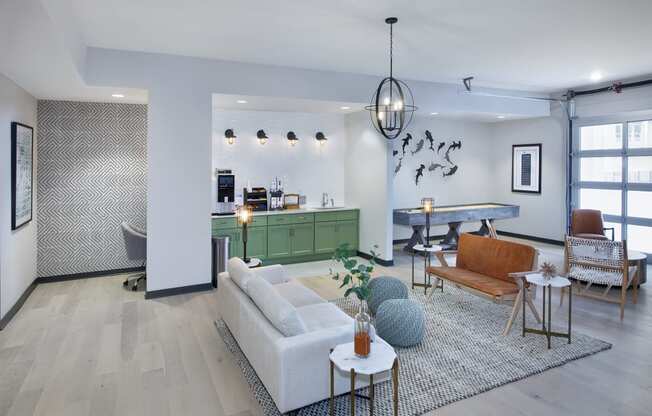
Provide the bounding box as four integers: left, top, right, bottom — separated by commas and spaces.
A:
215, 286, 611, 415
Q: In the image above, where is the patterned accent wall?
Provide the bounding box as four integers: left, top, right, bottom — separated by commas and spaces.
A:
37, 101, 147, 277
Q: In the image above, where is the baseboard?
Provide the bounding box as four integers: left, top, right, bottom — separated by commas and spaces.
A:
145, 283, 214, 299
496, 230, 564, 246
357, 251, 394, 267
36, 266, 146, 283
0, 279, 38, 330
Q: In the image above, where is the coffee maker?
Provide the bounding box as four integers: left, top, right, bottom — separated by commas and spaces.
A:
215, 170, 235, 215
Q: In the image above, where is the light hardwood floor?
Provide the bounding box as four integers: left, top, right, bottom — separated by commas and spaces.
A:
0, 241, 650, 416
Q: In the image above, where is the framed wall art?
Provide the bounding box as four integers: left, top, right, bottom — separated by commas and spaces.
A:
512, 143, 541, 194
11, 122, 34, 230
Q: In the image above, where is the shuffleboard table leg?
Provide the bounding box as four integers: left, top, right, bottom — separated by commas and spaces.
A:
441, 221, 462, 249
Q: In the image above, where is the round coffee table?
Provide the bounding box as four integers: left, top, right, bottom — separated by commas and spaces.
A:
329, 342, 399, 415
523, 273, 572, 349
412, 244, 443, 295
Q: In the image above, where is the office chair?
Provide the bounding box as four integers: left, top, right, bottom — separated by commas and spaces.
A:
121, 222, 147, 291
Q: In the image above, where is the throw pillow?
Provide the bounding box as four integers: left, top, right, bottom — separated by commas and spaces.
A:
228, 257, 254, 292
248, 277, 307, 337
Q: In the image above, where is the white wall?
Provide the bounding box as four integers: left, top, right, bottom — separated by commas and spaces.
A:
391, 116, 495, 240
0, 73, 37, 320
345, 112, 394, 261
212, 110, 347, 210
489, 115, 567, 241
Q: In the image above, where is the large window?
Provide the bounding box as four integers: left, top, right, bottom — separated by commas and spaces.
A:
572, 113, 652, 259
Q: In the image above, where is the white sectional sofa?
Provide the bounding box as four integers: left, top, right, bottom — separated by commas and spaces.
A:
217, 258, 388, 413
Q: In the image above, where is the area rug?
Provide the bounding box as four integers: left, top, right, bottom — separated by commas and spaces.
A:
214, 286, 611, 415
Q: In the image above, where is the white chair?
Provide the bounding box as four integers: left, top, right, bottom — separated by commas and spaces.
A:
121, 222, 147, 291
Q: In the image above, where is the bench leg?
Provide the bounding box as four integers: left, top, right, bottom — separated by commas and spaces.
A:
503, 290, 523, 336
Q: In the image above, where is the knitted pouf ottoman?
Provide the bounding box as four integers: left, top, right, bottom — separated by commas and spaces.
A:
375, 299, 425, 347
368, 276, 408, 316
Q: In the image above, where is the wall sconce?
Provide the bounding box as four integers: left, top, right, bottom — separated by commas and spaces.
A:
287, 131, 299, 146
224, 129, 236, 145
315, 131, 328, 146
256, 129, 268, 145
421, 197, 434, 248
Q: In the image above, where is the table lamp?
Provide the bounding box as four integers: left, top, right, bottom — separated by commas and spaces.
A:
422, 197, 434, 248
236, 205, 254, 263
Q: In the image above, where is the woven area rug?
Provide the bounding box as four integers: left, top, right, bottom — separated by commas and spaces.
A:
215, 286, 611, 415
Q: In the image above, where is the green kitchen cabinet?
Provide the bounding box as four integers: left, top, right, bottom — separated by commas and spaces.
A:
337, 220, 359, 251
290, 223, 315, 256
268, 225, 292, 259
246, 227, 268, 260
315, 221, 338, 254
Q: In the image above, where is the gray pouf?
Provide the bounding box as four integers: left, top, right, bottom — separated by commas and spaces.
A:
375, 299, 425, 347
368, 276, 408, 316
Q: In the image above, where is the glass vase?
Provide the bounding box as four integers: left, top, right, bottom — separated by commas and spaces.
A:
354, 299, 371, 358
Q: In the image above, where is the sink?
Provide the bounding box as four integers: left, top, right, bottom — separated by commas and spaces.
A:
313, 206, 345, 210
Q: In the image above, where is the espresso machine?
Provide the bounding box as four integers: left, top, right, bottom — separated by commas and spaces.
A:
215, 170, 235, 215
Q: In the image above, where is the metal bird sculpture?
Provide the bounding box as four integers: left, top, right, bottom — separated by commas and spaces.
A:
425, 130, 435, 151
429, 162, 444, 172
411, 139, 425, 155
443, 165, 458, 177
392, 149, 399, 157
448, 140, 462, 152
394, 158, 403, 174
401, 134, 412, 155
415, 164, 426, 185
437, 142, 446, 153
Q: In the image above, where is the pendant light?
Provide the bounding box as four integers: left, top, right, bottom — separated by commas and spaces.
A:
365, 17, 417, 140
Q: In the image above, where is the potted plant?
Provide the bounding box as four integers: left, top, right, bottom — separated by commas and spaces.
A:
330, 243, 378, 358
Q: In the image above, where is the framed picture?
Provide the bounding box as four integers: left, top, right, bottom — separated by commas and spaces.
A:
11, 122, 34, 230
512, 143, 541, 194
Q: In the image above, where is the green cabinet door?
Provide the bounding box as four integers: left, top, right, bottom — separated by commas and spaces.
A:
246, 227, 268, 260
315, 221, 338, 254
337, 220, 359, 252
290, 223, 315, 256
268, 225, 292, 259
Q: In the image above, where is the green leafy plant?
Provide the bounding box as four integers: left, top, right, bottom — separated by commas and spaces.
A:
330, 243, 378, 301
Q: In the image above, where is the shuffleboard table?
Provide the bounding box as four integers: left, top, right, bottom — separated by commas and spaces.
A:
393, 203, 520, 250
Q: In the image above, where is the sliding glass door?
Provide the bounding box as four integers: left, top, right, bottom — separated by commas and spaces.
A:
572, 113, 652, 259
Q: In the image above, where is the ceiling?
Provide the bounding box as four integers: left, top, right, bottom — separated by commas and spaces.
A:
68, 0, 652, 93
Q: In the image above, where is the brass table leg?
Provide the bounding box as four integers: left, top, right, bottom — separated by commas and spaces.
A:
411, 251, 415, 290
369, 374, 374, 415
547, 285, 552, 349
568, 283, 572, 344
423, 253, 428, 295
392, 359, 399, 416
330, 352, 334, 416
350, 369, 355, 416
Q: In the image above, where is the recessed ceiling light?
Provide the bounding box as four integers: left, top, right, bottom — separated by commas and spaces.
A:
497, 115, 505, 119
590, 71, 603, 82
340, 106, 351, 110
111, 93, 124, 98
236, 99, 248, 104
430, 112, 439, 115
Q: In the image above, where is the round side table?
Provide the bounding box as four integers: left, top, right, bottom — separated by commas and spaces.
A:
523, 273, 571, 349
628, 250, 647, 288
329, 342, 399, 416
411, 244, 443, 295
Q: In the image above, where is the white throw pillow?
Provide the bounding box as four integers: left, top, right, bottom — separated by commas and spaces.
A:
248, 276, 307, 337
228, 257, 254, 292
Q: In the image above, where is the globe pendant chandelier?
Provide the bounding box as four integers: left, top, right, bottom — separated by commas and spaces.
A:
365, 17, 417, 140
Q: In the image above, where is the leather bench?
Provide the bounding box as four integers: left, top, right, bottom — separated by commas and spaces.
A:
426, 233, 541, 335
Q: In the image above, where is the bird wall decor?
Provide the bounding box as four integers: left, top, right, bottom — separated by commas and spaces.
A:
411, 138, 424, 155
415, 164, 426, 185
391, 131, 462, 185
401, 133, 412, 155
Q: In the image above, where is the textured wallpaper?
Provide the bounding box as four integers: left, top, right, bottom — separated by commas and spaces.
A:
37, 101, 147, 277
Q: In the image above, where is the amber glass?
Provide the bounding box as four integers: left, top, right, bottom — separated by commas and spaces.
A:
354, 300, 371, 358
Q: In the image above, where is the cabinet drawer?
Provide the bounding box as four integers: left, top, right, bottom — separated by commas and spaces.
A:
212, 217, 237, 230
268, 213, 314, 225
250, 216, 267, 227
315, 210, 358, 222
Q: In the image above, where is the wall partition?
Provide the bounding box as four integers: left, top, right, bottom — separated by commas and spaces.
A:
571, 111, 652, 258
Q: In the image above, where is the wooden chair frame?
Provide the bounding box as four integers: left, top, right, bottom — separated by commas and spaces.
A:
563, 237, 638, 320
427, 250, 541, 335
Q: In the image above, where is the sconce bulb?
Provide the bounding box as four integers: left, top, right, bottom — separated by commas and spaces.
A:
227, 137, 235, 145
259, 138, 267, 145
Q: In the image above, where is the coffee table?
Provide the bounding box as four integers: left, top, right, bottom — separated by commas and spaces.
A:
523, 273, 572, 349
329, 342, 398, 415
412, 244, 443, 295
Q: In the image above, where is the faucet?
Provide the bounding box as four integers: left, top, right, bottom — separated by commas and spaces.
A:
322, 193, 329, 208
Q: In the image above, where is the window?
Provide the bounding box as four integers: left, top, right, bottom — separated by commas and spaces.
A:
572, 115, 652, 258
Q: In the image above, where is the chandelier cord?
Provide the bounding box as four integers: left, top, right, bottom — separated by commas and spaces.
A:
389, 21, 393, 80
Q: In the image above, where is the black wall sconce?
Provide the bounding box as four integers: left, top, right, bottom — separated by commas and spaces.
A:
315, 131, 328, 146
256, 129, 268, 145
224, 129, 236, 145
287, 131, 299, 146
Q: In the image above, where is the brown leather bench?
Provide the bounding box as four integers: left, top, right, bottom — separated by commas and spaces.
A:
426, 233, 541, 335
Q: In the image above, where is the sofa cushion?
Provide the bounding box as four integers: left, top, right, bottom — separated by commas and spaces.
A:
228, 257, 255, 292
247, 276, 307, 337
274, 282, 326, 307
456, 233, 535, 282
427, 266, 519, 297
296, 303, 352, 332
